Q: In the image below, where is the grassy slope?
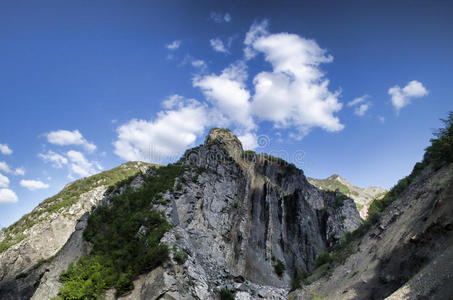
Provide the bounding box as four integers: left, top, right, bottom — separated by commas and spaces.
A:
0, 161, 156, 253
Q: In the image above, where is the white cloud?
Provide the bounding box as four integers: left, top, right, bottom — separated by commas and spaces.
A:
14, 168, 25, 176
38, 150, 68, 168
0, 188, 18, 203
0, 161, 10, 173
114, 95, 210, 163
354, 103, 370, 116
348, 95, 371, 116
378, 116, 386, 123
224, 13, 231, 23
237, 132, 258, 150
388, 80, 428, 112
347, 96, 366, 106
46, 130, 97, 152
166, 40, 181, 50
210, 12, 231, 23
67, 150, 101, 178
0, 144, 12, 155
20, 179, 49, 191
193, 61, 255, 132
210, 38, 228, 53
244, 19, 269, 60
192, 59, 207, 69
0, 173, 9, 188
0, 161, 24, 176
249, 31, 343, 136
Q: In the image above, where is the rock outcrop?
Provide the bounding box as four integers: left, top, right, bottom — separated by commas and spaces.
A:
0, 129, 361, 299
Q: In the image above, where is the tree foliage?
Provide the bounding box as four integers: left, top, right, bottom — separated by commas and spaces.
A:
58, 164, 184, 299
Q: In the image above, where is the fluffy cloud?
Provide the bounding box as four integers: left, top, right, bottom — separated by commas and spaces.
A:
67, 150, 101, 178
237, 132, 258, 150
193, 61, 255, 132
114, 95, 210, 162
46, 130, 97, 152
20, 179, 49, 191
166, 40, 181, 50
210, 38, 227, 53
0, 173, 9, 188
249, 29, 343, 136
210, 12, 231, 23
388, 80, 428, 112
0, 144, 12, 155
354, 103, 370, 116
348, 95, 371, 116
0, 161, 24, 175
39, 150, 68, 168
0, 161, 10, 173
13, 167, 25, 176
0, 189, 18, 203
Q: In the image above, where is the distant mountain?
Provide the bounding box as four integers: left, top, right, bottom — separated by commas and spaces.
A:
308, 174, 387, 219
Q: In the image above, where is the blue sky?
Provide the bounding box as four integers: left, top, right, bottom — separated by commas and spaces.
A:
1, 0, 452, 227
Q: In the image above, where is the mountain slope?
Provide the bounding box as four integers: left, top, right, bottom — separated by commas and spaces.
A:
290, 112, 453, 300
308, 175, 387, 219
0, 161, 153, 283
0, 129, 361, 299
290, 162, 453, 300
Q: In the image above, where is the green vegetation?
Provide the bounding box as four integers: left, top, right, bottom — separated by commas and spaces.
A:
309, 176, 357, 198
0, 162, 153, 254
172, 245, 188, 265
290, 269, 309, 291
57, 164, 184, 299
314, 251, 332, 267
335, 193, 348, 207
220, 288, 235, 300
425, 111, 453, 167
262, 153, 298, 173
274, 259, 286, 277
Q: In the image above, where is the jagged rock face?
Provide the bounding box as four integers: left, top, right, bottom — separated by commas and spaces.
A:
0, 129, 361, 299
133, 128, 361, 298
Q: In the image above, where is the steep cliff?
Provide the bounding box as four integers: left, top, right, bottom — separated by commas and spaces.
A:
0, 129, 361, 299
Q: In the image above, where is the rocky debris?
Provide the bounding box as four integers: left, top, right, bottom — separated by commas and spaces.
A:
290, 162, 453, 300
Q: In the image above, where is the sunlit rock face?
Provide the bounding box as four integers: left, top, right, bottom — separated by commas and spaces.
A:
0, 129, 361, 299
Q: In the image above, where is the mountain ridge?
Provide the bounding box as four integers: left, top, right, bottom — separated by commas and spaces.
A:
308, 174, 387, 219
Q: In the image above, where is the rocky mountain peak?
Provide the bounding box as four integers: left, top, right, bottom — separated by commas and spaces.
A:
205, 128, 243, 159
1, 130, 363, 300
